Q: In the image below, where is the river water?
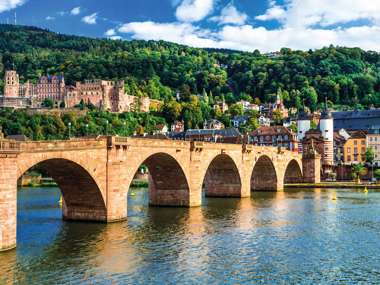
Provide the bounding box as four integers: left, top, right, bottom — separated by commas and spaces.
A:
1, 187, 380, 284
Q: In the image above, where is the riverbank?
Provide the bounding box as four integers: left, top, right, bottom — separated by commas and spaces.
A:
21, 179, 149, 188
286, 182, 380, 189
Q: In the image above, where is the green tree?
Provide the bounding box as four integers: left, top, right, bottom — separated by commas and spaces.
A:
42, 98, 54, 108
351, 163, 367, 183
229, 103, 244, 117
365, 147, 375, 164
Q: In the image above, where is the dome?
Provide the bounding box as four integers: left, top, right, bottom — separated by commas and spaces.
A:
298, 110, 310, 120
320, 109, 332, 119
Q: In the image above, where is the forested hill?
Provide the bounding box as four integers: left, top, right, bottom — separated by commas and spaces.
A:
1, 24, 380, 110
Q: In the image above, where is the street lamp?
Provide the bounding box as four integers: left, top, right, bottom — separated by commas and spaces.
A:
85, 124, 89, 137
68, 122, 71, 139
123, 121, 126, 136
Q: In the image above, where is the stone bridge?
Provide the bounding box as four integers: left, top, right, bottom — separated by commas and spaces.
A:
0, 136, 320, 251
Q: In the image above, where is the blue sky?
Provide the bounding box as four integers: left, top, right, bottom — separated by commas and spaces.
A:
1, 0, 380, 52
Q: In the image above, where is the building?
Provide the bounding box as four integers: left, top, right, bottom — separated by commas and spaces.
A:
298, 102, 334, 178
249, 126, 298, 151
334, 129, 350, 165
170, 121, 185, 133
258, 115, 271, 126
332, 109, 380, 131
319, 106, 334, 167
1, 70, 161, 113
231, 115, 249, 128
184, 128, 243, 143
237, 100, 259, 112
269, 94, 289, 119
153, 124, 169, 135
213, 100, 229, 113
203, 119, 224, 130
367, 128, 380, 166
343, 130, 367, 164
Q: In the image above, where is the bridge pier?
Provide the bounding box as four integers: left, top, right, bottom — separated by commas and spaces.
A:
0, 155, 18, 252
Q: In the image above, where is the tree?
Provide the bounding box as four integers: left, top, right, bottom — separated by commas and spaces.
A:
374, 169, 380, 182
42, 98, 54, 108
365, 147, 375, 164
229, 103, 244, 117
272, 109, 283, 125
351, 163, 367, 183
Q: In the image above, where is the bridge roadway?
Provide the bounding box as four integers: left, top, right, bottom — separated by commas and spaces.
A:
0, 136, 321, 251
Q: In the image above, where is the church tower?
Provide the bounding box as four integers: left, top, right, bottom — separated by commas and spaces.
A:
4, 70, 20, 98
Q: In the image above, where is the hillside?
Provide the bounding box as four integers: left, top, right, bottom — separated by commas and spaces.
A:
1, 24, 380, 110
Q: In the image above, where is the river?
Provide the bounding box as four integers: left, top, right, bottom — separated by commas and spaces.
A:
1, 187, 380, 284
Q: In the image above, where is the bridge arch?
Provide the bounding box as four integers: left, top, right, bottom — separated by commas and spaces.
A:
202, 154, 242, 197
283, 159, 303, 184
251, 155, 278, 191
18, 158, 107, 221
129, 152, 191, 207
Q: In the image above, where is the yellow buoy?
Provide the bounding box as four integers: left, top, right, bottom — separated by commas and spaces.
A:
332, 192, 337, 200
364, 187, 368, 194
130, 192, 136, 197
58, 195, 63, 207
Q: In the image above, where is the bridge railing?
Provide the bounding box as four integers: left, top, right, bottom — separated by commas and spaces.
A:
0, 139, 21, 153
20, 138, 107, 152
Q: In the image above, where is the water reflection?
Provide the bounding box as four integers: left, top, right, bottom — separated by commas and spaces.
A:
2, 187, 380, 284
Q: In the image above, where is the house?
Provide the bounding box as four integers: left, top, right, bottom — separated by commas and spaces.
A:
366, 128, 380, 166
153, 124, 168, 135
171, 121, 185, 133
231, 115, 249, 128
203, 119, 224, 130
249, 126, 298, 151
334, 129, 350, 164
343, 130, 367, 164
213, 100, 229, 113
258, 115, 271, 126
238, 100, 259, 112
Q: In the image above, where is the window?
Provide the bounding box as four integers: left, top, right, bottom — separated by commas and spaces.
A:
354, 140, 358, 145
354, 147, 358, 154
361, 140, 365, 145
361, 147, 365, 153
347, 155, 351, 162
347, 147, 351, 154
370, 137, 373, 142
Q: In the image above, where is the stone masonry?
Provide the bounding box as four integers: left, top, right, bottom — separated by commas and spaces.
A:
0, 136, 320, 251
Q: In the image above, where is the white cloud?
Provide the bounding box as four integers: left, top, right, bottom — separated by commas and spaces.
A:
257, 0, 380, 28
118, 0, 380, 53
175, 0, 214, 22
0, 0, 26, 13
70, 6, 81, 16
119, 21, 217, 47
211, 3, 248, 25
82, 13, 98, 25
105, 28, 116, 36
119, 19, 380, 53
45, 16, 55, 21
255, 1, 286, 21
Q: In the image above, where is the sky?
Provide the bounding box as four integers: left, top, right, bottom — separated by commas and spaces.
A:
1, 0, 380, 52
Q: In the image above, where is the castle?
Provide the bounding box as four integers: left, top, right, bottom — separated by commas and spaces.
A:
0, 70, 160, 113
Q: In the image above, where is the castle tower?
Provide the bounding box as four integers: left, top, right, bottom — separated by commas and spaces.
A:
319, 98, 334, 166
4, 70, 20, 98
